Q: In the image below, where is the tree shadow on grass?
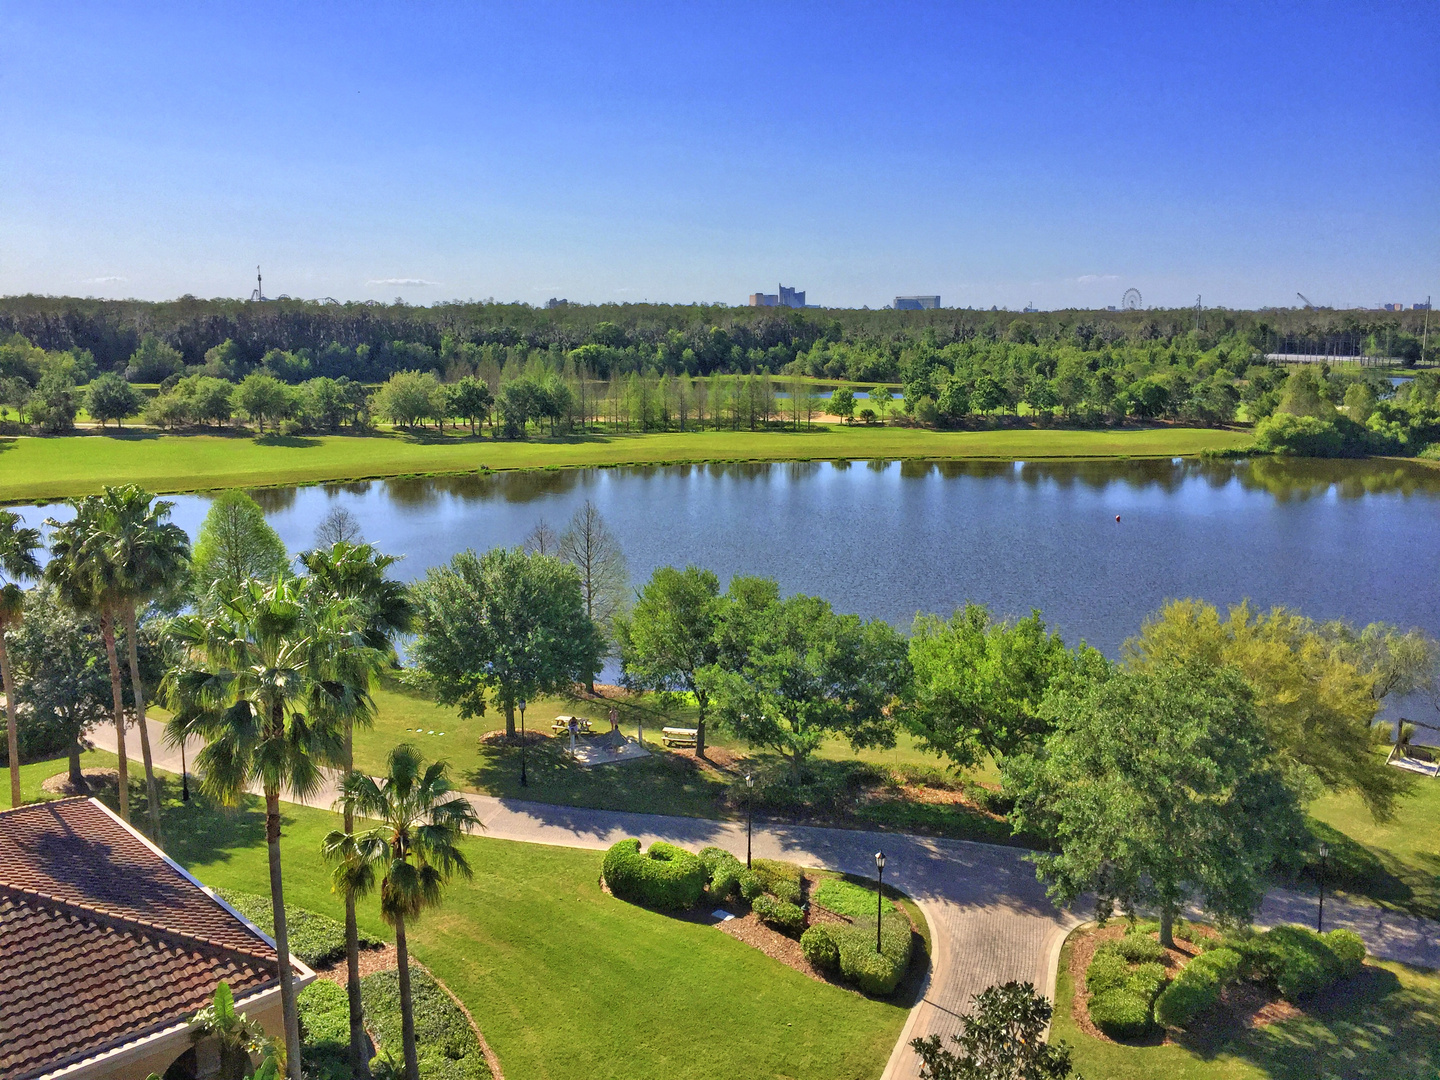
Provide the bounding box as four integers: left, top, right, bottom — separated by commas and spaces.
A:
1174, 964, 1440, 1079
1306, 817, 1440, 920
253, 433, 322, 448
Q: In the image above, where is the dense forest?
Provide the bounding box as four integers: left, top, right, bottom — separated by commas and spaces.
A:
1, 295, 1436, 456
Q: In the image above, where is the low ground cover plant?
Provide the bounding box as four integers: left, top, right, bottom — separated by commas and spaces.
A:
218, 888, 384, 967
602, 838, 707, 910
811, 878, 883, 921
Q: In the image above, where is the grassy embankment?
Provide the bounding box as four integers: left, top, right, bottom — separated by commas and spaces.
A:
13, 756, 910, 1080
1051, 934, 1440, 1079
0, 424, 1249, 503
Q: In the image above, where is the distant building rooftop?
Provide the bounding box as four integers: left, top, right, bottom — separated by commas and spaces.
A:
894, 296, 940, 311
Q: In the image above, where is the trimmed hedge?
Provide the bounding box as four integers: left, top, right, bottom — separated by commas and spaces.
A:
1233, 924, 1366, 1001
751, 858, 802, 906
801, 925, 840, 973
1089, 989, 1152, 1040
1324, 929, 1366, 979
1085, 946, 1131, 997
738, 870, 764, 902
297, 979, 351, 1080
218, 889, 384, 968
1154, 947, 1241, 1029
602, 839, 706, 911
829, 915, 913, 996
1127, 962, 1167, 1005
752, 895, 805, 934
1115, 931, 1166, 964
700, 846, 745, 901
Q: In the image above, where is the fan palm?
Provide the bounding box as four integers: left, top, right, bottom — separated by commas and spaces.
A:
45, 498, 136, 822
324, 745, 480, 1080
0, 510, 42, 807
164, 578, 375, 1080
299, 540, 412, 1078
89, 485, 190, 840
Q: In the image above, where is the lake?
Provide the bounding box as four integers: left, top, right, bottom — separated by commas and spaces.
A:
18, 459, 1440, 682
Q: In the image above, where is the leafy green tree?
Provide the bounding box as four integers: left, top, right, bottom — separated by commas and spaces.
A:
1125, 599, 1408, 819
85, 372, 141, 428
905, 604, 1091, 769
324, 745, 481, 1080
301, 377, 350, 431
192, 490, 289, 600
177, 374, 235, 425
936, 377, 970, 422
616, 565, 721, 754
449, 376, 493, 434
124, 333, 185, 383
373, 370, 443, 429
1007, 661, 1304, 946
234, 372, 294, 433
299, 540, 411, 1078
698, 586, 910, 781
0, 511, 42, 805
1276, 367, 1333, 419
29, 370, 78, 432
165, 579, 370, 1079
411, 547, 605, 737
829, 384, 855, 421
910, 980, 1075, 1080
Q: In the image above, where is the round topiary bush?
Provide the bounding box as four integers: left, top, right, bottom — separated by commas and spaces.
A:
752, 894, 805, 934
1115, 931, 1166, 964
1154, 947, 1240, 1029
800, 925, 840, 973
602, 839, 706, 910
1085, 945, 1131, 997
1088, 989, 1152, 1040
1322, 929, 1366, 979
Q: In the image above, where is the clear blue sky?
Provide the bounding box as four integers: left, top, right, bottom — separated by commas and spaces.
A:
2, 1, 1435, 310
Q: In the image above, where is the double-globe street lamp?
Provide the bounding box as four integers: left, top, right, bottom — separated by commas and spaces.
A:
518, 698, 528, 787
875, 851, 886, 953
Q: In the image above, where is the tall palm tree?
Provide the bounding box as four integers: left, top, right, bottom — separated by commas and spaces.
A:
324, 745, 480, 1080
299, 541, 412, 1079
91, 485, 190, 841
0, 510, 42, 807
45, 499, 135, 822
165, 579, 374, 1080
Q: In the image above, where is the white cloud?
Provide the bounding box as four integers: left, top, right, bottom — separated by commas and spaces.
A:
366, 277, 440, 287
82, 275, 127, 284
1076, 274, 1120, 285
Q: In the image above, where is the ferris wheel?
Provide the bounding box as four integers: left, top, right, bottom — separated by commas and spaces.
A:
1122, 288, 1142, 310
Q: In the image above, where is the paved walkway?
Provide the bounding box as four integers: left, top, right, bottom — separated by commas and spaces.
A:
92, 719, 1440, 1079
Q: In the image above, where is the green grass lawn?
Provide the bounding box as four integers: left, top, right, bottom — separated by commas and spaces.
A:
1051, 935, 1440, 1079
0, 424, 1250, 503
125, 776, 910, 1080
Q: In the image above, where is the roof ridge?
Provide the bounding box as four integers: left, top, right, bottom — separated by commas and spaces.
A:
0, 795, 92, 817
0, 884, 281, 968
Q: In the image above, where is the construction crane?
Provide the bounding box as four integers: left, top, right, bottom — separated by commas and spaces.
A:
1296, 292, 1315, 309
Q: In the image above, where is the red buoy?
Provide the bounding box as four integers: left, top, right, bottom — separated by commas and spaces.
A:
1115, 515, 1121, 523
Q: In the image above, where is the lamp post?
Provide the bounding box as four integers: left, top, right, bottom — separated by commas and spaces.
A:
745, 773, 754, 868
875, 851, 886, 953
1317, 842, 1328, 932
180, 735, 189, 802
518, 698, 528, 788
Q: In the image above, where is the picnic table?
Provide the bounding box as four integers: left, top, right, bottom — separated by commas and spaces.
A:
661, 726, 698, 748
552, 715, 592, 734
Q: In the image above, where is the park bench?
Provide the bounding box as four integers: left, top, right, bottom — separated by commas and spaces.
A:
661, 726, 698, 748
552, 715, 592, 734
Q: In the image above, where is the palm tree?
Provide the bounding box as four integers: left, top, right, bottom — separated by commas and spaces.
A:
46, 499, 135, 822
165, 579, 374, 1080
0, 510, 42, 807
324, 745, 480, 1080
299, 540, 412, 1078
91, 485, 190, 841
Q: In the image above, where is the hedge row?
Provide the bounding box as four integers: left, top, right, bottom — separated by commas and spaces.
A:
752, 894, 804, 933
1154, 947, 1242, 1029
699, 846, 762, 902
602, 839, 707, 910
750, 859, 802, 906
804, 913, 914, 996
1084, 942, 1168, 1040
218, 889, 384, 967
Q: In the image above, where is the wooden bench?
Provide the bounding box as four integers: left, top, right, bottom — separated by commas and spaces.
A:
661, 726, 698, 748
551, 715, 592, 735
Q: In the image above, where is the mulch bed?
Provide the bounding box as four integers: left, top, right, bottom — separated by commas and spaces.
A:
42, 768, 120, 797
312, 943, 398, 984
1067, 922, 1299, 1045
478, 730, 549, 748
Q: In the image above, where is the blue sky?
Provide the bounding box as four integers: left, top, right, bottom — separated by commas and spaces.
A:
1, 2, 1435, 310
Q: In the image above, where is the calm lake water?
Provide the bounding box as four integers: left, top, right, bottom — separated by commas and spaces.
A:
19, 460, 1440, 678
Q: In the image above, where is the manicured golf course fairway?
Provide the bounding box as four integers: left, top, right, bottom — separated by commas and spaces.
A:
0, 424, 1250, 502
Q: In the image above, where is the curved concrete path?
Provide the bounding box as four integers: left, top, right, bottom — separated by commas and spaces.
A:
93, 719, 1440, 1079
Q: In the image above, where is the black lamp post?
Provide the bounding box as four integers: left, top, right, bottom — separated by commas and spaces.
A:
518, 698, 528, 788
875, 851, 886, 953
745, 773, 754, 868
1317, 841, 1328, 932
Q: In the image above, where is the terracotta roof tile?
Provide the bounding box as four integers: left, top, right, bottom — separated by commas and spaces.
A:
0, 799, 293, 1080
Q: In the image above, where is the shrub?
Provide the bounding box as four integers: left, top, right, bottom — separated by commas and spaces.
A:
752, 895, 805, 934
1254, 925, 1343, 1001
1085, 946, 1131, 997
699, 846, 739, 877
297, 980, 351, 1080
1153, 947, 1241, 1029
361, 966, 489, 1079
751, 858, 802, 905
1114, 932, 1166, 964
1126, 962, 1168, 1005
602, 839, 707, 911
710, 865, 740, 901
738, 869, 764, 902
830, 916, 913, 996
800, 925, 840, 973
1088, 989, 1152, 1040
217, 889, 383, 967
699, 846, 745, 901
1323, 929, 1366, 979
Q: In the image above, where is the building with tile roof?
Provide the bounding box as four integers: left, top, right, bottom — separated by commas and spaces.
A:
0, 798, 314, 1080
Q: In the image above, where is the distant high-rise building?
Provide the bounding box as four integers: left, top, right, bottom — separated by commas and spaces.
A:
1382, 302, 1404, 312
894, 295, 941, 310
749, 284, 807, 308
1413, 302, 1432, 311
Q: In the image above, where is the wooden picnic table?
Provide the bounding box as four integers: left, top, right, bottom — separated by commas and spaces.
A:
661, 726, 698, 747
552, 715, 592, 734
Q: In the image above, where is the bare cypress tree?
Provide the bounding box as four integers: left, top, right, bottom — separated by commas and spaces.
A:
559, 501, 628, 692
524, 518, 559, 556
